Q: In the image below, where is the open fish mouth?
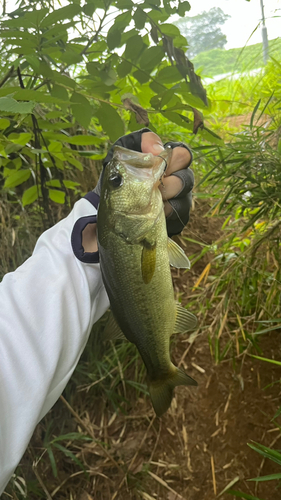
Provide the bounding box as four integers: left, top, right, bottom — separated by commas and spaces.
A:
112, 146, 171, 183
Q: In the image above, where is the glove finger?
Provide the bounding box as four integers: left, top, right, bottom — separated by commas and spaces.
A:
164, 141, 193, 168
169, 167, 194, 199
166, 191, 193, 237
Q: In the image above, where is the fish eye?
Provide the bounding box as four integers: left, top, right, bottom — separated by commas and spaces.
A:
108, 172, 123, 188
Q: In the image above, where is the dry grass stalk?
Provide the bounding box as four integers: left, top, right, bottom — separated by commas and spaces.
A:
210, 454, 217, 496
111, 416, 156, 500
148, 471, 185, 500
60, 395, 123, 474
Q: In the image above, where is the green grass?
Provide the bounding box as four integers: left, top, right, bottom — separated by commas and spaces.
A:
193, 38, 281, 77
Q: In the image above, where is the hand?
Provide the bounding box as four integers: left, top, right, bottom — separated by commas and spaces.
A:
140, 131, 192, 217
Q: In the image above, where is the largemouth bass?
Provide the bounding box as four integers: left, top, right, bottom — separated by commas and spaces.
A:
97, 146, 197, 417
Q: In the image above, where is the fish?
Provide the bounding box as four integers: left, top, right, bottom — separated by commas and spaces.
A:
97, 146, 197, 417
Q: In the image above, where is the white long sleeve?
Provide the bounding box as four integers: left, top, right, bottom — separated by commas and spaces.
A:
0, 196, 110, 493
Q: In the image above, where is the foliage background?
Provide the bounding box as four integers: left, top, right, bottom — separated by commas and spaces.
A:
1, 0, 281, 498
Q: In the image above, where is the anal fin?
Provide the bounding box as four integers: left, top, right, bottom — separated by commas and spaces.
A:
103, 311, 127, 341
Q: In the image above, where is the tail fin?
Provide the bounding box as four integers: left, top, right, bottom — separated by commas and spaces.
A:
148, 366, 197, 417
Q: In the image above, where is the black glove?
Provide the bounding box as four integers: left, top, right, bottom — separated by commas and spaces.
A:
93, 129, 194, 237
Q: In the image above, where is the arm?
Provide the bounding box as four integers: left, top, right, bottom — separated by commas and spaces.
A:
0, 196, 109, 493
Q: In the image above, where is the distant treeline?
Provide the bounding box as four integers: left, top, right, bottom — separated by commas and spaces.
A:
193, 38, 281, 76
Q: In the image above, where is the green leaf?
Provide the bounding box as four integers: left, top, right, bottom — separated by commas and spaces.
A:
67, 157, 84, 171
4, 169, 31, 189
139, 46, 164, 72
228, 490, 266, 500
46, 179, 61, 188
157, 66, 182, 84
75, 151, 104, 159
248, 442, 281, 466
25, 55, 41, 73
248, 473, 281, 482
249, 355, 281, 367
160, 23, 181, 38
115, 0, 133, 9
133, 70, 150, 84
9, 133, 32, 146
162, 111, 192, 131
117, 60, 132, 78
124, 34, 145, 61
47, 446, 58, 478
272, 406, 281, 420
160, 88, 177, 107
22, 185, 39, 206
150, 81, 165, 93
51, 85, 68, 104
107, 25, 122, 51
199, 127, 224, 146
134, 7, 147, 29
87, 61, 101, 77
173, 34, 188, 48
83, 2, 96, 16
60, 49, 83, 65
13, 89, 69, 105
96, 102, 124, 142
49, 189, 66, 204
114, 11, 132, 30
100, 68, 118, 86
53, 72, 76, 89
0, 97, 34, 114
71, 92, 93, 129
0, 87, 22, 98
40, 4, 81, 27
178, 1, 191, 16
43, 133, 102, 145
66, 135, 101, 146
63, 180, 81, 190
0, 118, 10, 129
52, 443, 87, 473
250, 99, 261, 129
51, 432, 91, 442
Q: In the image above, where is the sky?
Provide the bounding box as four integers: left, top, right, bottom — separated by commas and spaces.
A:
172, 0, 281, 49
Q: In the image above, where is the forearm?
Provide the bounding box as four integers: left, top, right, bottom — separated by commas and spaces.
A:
0, 197, 109, 493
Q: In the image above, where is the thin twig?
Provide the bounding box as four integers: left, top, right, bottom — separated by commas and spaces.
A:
0, 66, 14, 88
32, 466, 53, 500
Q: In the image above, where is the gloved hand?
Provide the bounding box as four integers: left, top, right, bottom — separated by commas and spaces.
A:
93, 128, 194, 237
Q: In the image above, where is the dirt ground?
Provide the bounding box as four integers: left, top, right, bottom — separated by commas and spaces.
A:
3, 201, 281, 500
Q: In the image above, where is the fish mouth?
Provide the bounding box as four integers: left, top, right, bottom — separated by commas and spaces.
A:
113, 146, 170, 183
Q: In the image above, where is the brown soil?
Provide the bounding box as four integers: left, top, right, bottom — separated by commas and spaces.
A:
3, 202, 281, 500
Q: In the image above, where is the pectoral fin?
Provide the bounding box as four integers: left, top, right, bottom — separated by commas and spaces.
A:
103, 312, 127, 341
168, 238, 190, 269
173, 302, 197, 334
141, 243, 156, 284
